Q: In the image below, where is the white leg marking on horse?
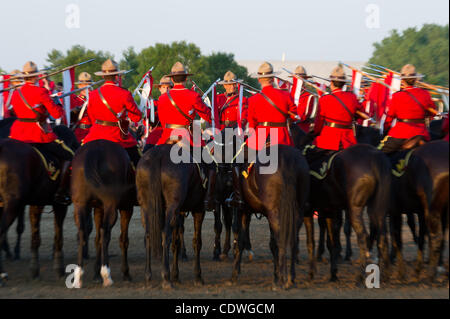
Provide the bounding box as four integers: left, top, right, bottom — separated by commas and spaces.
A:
73, 266, 83, 288
101, 265, 113, 287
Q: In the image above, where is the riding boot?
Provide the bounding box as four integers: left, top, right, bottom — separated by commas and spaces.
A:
226, 166, 245, 209
203, 167, 217, 211
54, 161, 72, 205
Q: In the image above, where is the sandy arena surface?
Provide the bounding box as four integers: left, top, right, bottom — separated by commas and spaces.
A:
0, 206, 448, 299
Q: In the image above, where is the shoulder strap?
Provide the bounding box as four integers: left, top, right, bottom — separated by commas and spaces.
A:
98, 87, 121, 121
167, 91, 192, 123
17, 88, 41, 118
260, 91, 288, 118
403, 89, 429, 113
219, 95, 239, 117
328, 92, 354, 120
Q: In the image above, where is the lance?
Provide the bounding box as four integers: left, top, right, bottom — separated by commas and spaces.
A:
237, 80, 299, 119
369, 63, 449, 94
0, 82, 24, 93
132, 66, 154, 97
298, 69, 372, 121
341, 62, 392, 91
190, 79, 206, 96
51, 80, 104, 99
0, 59, 96, 84
201, 78, 221, 100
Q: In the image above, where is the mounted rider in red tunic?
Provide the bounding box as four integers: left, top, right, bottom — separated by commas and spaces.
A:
312, 65, 364, 151
71, 72, 93, 142
9, 61, 74, 205
155, 62, 215, 210
228, 62, 298, 208
289, 65, 317, 133
143, 76, 173, 152
378, 64, 437, 153
216, 71, 248, 131
82, 59, 143, 167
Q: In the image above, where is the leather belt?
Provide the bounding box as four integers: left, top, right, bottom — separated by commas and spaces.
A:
17, 118, 39, 123
397, 118, 425, 124
95, 120, 118, 127
165, 124, 190, 129
220, 120, 237, 126
324, 121, 353, 129
79, 124, 92, 129
257, 121, 286, 127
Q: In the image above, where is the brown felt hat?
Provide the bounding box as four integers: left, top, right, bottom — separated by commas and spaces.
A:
218, 71, 239, 85
75, 71, 93, 84
94, 59, 127, 76
400, 64, 424, 79
329, 65, 347, 82
288, 65, 311, 78
154, 76, 173, 87
251, 62, 280, 79
19, 61, 45, 78
166, 62, 193, 77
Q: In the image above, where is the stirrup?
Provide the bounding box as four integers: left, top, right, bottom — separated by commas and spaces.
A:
54, 193, 71, 206
225, 193, 245, 209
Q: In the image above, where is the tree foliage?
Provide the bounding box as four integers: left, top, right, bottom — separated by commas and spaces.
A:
369, 24, 449, 86
45, 45, 114, 84
44, 42, 256, 98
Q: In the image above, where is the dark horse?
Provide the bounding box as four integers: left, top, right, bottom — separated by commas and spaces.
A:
136, 143, 207, 289
71, 140, 136, 287
229, 144, 310, 290
291, 124, 391, 283
0, 124, 79, 286
389, 140, 449, 282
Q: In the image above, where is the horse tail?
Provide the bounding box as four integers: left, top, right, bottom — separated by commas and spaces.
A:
136, 150, 163, 258
279, 154, 300, 255
83, 146, 129, 199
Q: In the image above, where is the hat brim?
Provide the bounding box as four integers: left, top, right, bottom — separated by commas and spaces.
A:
288, 74, 312, 79
251, 71, 281, 79
165, 72, 194, 77
400, 74, 424, 79
218, 80, 239, 85
153, 83, 173, 87
18, 71, 45, 78
94, 70, 127, 76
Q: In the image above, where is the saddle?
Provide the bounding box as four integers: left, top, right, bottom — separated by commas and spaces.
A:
31, 146, 61, 181
302, 145, 339, 180
401, 135, 426, 150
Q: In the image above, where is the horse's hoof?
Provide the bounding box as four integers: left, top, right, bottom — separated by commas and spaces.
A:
13, 254, 20, 261
219, 253, 228, 261
213, 254, 220, 261
0, 272, 9, 286
122, 273, 132, 282
102, 278, 114, 287
329, 275, 338, 282
30, 267, 40, 279
93, 274, 102, 284
271, 282, 282, 291
246, 250, 254, 262
194, 278, 204, 287
284, 281, 296, 290
225, 279, 237, 286
162, 280, 173, 290
181, 254, 188, 262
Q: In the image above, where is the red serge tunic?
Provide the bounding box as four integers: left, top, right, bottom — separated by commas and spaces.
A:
145, 99, 163, 145
384, 86, 436, 140
156, 84, 211, 146
82, 82, 142, 148
296, 90, 316, 133
216, 93, 248, 130
313, 88, 361, 151
71, 94, 92, 142
357, 87, 376, 127
9, 82, 64, 143
246, 85, 297, 151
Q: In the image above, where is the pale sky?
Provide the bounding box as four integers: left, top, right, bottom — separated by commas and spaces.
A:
0, 0, 448, 71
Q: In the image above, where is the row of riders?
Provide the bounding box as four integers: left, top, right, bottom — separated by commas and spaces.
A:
0, 59, 448, 289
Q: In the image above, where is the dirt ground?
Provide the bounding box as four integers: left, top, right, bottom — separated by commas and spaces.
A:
0, 206, 448, 299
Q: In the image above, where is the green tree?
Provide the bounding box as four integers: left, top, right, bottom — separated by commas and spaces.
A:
368, 24, 449, 86
0, 66, 5, 74
45, 45, 114, 85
